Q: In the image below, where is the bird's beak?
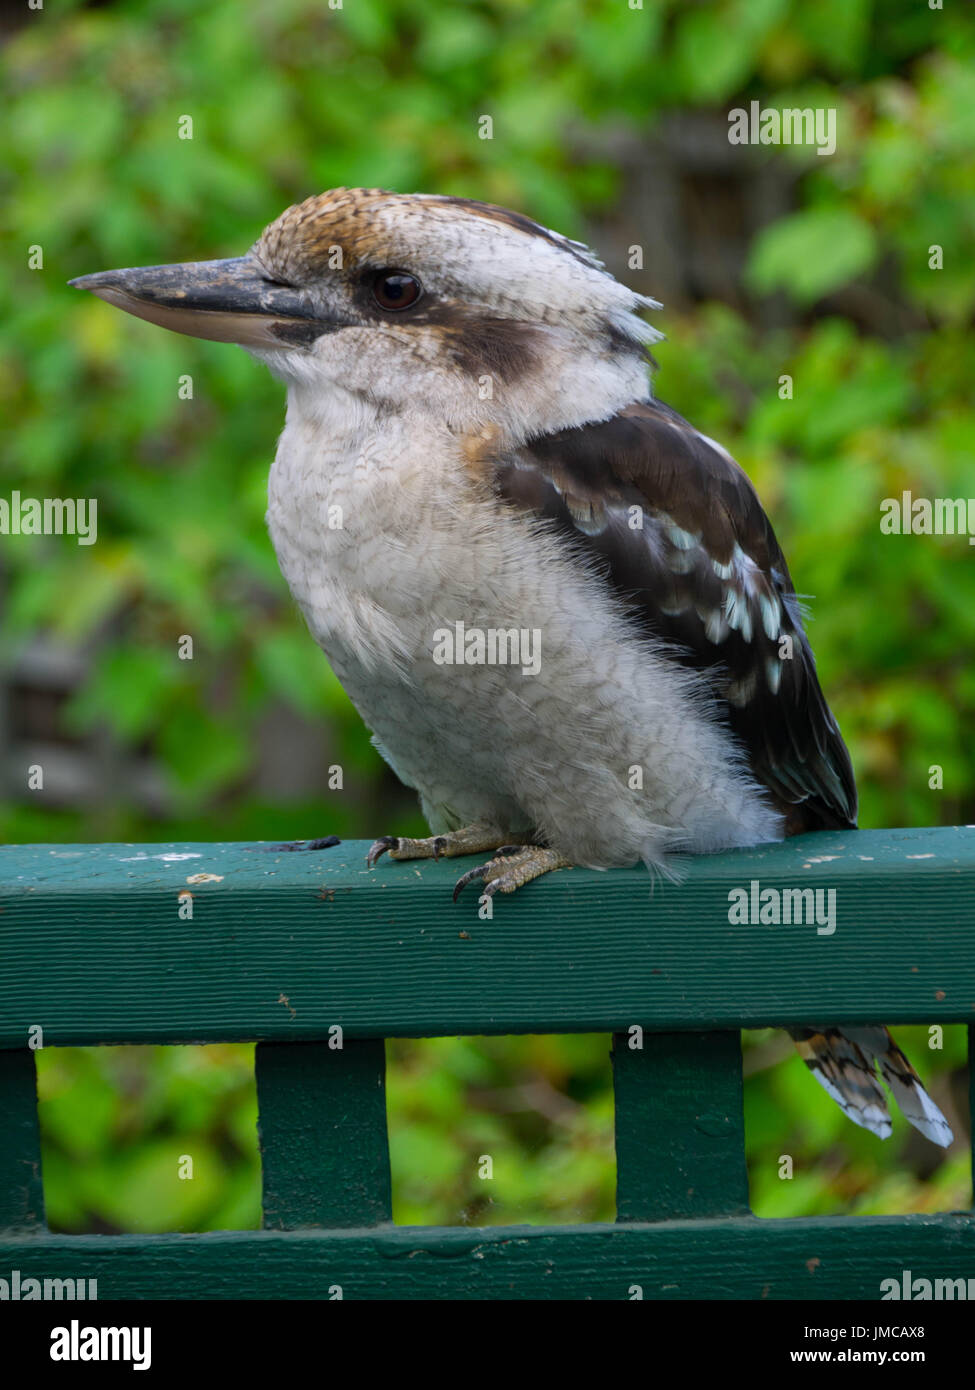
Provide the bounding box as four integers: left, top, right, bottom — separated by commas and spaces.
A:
69, 255, 334, 348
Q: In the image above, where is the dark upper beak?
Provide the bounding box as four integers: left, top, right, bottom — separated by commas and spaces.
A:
68, 255, 335, 348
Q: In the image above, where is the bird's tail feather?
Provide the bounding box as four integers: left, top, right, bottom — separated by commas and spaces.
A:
789, 1025, 953, 1148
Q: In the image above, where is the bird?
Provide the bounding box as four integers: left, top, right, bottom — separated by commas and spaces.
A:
70, 187, 952, 1147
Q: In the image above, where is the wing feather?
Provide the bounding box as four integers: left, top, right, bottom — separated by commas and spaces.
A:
493, 399, 857, 832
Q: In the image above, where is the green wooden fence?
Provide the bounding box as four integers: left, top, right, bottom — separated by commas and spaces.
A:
1, 826, 973, 1299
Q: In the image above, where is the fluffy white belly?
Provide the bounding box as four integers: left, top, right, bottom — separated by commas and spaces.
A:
266, 407, 781, 868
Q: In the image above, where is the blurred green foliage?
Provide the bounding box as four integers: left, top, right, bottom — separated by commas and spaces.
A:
4, 0, 974, 1231
38, 1045, 261, 1233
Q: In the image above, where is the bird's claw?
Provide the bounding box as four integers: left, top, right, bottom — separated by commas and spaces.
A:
451, 845, 537, 901
451, 862, 488, 902
367, 834, 449, 866
367, 836, 398, 867
366, 831, 571, 900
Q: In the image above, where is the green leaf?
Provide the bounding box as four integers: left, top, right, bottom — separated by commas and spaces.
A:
747, 208, 878, 303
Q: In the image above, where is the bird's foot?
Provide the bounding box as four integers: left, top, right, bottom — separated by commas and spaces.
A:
367, 822, 509, 868
452, 845, 572, 901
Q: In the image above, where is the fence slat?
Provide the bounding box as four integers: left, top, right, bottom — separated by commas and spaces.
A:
4, 1214, 974, 1299
613, 1030, 749, 1222
0, 1050, 45, 1230
4, 828, 974, 1046
256, 1039, 391, 1229
970, 1025, 975, 1210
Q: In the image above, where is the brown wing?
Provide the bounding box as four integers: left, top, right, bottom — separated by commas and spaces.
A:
493, 399, 857, 833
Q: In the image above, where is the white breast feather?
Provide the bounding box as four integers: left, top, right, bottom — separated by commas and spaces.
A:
266, 385, 782, 871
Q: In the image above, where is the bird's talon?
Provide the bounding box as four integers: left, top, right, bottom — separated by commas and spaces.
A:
369, 824, 517, 871
367, 836, 398, 867
451, 864, 487, 901
452, 845, 572, 902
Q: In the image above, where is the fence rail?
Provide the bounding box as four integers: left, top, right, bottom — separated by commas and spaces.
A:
1, 826, 973, 1299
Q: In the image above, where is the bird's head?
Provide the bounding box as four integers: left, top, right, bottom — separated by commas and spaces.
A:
71, 188, 660, 438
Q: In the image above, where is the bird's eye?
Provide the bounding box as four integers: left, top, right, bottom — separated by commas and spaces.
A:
372, 271, 422, 311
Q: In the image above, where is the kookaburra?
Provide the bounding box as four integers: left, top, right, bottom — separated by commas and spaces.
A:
71, 188, 951, 1146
